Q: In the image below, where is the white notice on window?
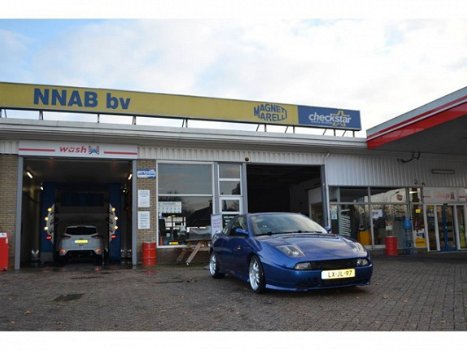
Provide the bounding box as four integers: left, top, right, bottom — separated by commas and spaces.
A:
138, 211, 150, 230
211, 214, 223, 236
138, 190, 150, 208
158, 201, 182, 214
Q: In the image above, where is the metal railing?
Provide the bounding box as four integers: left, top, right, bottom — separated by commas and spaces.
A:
0, 107, 360, 137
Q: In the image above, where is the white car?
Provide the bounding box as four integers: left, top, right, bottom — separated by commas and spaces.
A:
57, 225, 104, 264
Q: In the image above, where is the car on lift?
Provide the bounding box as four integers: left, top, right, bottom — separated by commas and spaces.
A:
209, 212, 373, 293
57, 225, 104, 265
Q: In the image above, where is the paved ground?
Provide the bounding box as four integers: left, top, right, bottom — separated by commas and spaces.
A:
0, 251, 466, 331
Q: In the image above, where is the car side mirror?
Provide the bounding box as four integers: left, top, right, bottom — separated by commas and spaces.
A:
234, 228, 249, 237
325, 226, 332, 234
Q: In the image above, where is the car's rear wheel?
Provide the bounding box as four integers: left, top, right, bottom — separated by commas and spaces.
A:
209, 252, 224, 279
249, 255, 266, 293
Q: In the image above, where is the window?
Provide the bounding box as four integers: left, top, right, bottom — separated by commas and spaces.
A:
409, 188, 422, 203
222, 199, 240, 212
330, 186, 417, 248
370, 187, 406, 203
158, 163, 213, 247
330, 204, 371, 243
65, 226, 97, 235
219, 163, 241, 178
220, 181, 241, 195
330, 187, 368, 203
411, 204, 426, 248
218, 163, 241, 195
158, 163, 212, 195
218, 163, 242, 215
228, 216, 247, 236
371, 203, 408, 246
250, 213, 326, 236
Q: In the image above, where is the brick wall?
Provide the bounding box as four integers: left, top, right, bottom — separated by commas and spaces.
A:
0, 155, 18, 268
135, 160, 158, 263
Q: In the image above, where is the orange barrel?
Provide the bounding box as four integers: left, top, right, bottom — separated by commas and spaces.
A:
385, 236, 398, 256
142, 242, 157, 266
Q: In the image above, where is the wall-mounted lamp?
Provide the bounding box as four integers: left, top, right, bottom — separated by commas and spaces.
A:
26, 171, 33, 179
128, 173, 133, 181
397, 152, 421, 164
431, 169, 455, 175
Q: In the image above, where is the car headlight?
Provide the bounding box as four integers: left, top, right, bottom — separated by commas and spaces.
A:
277, 245, 305, 258
357, 258, 370, 266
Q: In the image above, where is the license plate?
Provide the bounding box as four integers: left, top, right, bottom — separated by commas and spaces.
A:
321, 268, 355, 280
74, 239, 88, 244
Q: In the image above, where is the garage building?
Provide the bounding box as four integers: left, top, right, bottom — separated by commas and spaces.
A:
1, 82, 466, 269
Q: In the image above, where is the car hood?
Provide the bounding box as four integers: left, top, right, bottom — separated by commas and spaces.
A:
257, 233, 366, 259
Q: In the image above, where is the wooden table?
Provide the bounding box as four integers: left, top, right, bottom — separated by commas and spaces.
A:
176, 238, 211, 266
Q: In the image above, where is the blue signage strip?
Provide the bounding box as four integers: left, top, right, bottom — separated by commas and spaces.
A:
298, 106, 361, 130
137, 169, 156, 179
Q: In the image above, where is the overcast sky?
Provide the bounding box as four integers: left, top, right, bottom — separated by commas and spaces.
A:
0, 1, 466, 137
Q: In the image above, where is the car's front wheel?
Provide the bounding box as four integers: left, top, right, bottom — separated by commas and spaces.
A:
209, 252, 224, 279
249, 255, 266, 293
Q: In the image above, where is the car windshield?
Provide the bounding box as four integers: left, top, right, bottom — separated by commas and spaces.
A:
250, 213, 327, 236
65, 227, 97, 236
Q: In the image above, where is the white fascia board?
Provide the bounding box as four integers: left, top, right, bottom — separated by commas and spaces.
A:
0, 118, 367, 154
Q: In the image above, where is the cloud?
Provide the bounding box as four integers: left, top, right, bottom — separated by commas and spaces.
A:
0, 29, 32, 80
1, 19, 466, 135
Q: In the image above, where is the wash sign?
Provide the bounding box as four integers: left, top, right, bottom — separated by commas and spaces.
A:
0, 82, 361, 130
18, 140, 138, 159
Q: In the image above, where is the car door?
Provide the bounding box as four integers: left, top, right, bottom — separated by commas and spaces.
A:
224, 215, 251, 277
211, 224, 231, 271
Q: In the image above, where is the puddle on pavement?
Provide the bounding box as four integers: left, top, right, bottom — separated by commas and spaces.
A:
54, 293, 84, 302
153, 279, 185, 284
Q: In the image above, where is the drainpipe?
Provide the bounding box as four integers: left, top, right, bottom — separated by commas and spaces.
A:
322, 153, 331, 228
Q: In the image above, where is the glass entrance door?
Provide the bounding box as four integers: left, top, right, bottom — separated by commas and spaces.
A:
425, 204, 466, 251
457, 206, 467, 249
425, 205, 438, 251
437, 205, 456, 251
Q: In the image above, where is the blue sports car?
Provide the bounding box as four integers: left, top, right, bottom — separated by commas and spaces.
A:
209, 212, 373, 293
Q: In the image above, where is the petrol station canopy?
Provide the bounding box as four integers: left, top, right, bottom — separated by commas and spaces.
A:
367, 86, 467, 156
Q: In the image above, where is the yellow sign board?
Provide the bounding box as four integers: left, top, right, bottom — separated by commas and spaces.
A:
0, 82, 298, 126
1, 82, 362, 130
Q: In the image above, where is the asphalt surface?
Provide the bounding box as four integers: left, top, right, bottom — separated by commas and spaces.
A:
0, 251, 466, 331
